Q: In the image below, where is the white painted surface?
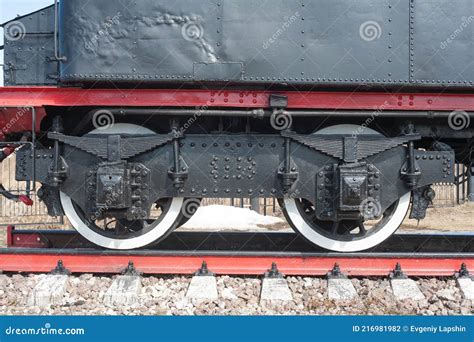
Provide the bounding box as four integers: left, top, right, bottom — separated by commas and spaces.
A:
260, 278, 293, 302
28, 275, 68, 307
185, 276, 218, 300
391, 278, 425, 301
328, 278, 358, 300
104, 275, 142, 306
457, 278, 474, 300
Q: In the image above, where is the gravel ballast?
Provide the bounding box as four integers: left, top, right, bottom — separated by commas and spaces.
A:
0, 274, 472, 315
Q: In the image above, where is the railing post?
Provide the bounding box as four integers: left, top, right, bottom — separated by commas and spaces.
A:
468, 162, 474, 202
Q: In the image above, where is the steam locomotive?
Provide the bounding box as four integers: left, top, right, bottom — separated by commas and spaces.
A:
1, 0, 473, 251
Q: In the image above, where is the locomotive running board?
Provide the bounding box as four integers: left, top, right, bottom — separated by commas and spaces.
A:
2, 227, 474, 277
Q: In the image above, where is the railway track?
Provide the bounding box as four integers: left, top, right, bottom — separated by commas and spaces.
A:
1, 227, 474, 315
2, 227, 474, 277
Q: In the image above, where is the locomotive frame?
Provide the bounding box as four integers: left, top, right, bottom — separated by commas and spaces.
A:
1, 0, 473, 252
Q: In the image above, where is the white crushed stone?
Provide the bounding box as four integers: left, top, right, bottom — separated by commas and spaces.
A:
0, 274, 471, 315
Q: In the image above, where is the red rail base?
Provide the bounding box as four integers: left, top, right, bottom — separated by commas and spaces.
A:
2, 227, 473, 277
0, 253, 472, 277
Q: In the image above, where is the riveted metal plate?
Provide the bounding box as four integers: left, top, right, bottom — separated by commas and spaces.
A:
3, 5, 57, 86
53, 0, 472, 88
193, 62, 243, 81
411, 0, 474, 86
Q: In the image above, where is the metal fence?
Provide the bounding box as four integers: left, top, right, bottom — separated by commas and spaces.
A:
432, 163, 470, 207
202, 198, 279, 216
0, 154, 470, 226
0, 155, 63, 227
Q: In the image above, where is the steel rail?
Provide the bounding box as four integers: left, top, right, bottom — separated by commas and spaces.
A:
5, 228, 474, 253
2, 228, 474, 277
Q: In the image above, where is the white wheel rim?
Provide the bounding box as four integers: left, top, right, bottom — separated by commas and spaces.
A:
60, 194, 183, 250
60, 123, 183, 250
283, 193, 411, 252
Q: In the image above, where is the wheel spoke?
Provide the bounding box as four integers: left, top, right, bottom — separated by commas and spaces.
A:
114, 220, 130, 235
358, 220, 367, 236
331, 221, 340, 236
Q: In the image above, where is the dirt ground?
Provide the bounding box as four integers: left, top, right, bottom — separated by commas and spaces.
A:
400, 202, 474, 232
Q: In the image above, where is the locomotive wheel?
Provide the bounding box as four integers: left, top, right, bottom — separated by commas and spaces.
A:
59, 124, 184, 250
280, 193, 411, 252
280, 124, 411, 252
175, 198, 202, 228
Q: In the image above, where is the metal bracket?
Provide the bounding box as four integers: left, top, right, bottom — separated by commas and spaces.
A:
389, 263, 407, 279
455, 263, 472, 279
468, 154, 474, 202
53, 0, 67, 62
401, 125, 421, 189
121, 261, 142, 276
194, 261, 215, 277
169, 121, 188, 189
410, 186, 436, 220
278, 132, 298, 192
50, 260, 71, 275
269, 94, 288, 109
264, 262, 284, 279
327, 263, 348, 279
168, 156, 189, 189
51, 116, 67, 185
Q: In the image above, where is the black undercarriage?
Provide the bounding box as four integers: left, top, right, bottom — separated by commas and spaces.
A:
6, 104, 471, 251
16, 112, 465, 224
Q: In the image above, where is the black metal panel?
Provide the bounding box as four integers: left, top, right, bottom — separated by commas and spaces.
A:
3, 0, 473, 88
56, 0, 473, 88
412, 0, 474, 86
225, 0, 409, 85
59, 0, 219, 82
18, 131, 455, 220
2, 5, 58, 86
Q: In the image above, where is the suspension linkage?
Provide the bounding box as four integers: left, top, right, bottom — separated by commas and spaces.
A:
0, 146, 33, 206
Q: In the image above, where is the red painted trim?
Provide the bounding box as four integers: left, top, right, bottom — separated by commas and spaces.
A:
0, 106, 46, 140
6, 226, 13, 248
0, 86, 473, 111
3, 228, 471, 276
7, 230, 45, 248
0, 252, 470, 276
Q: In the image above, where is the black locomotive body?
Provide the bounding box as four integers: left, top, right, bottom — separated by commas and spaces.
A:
3, 0, 474, 88
1, 0, 473, 251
